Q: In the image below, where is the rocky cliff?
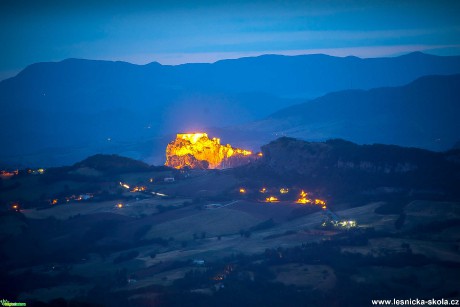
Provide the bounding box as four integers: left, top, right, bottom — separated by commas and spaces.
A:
237, 137, 460, 199
165, 133, 258, 169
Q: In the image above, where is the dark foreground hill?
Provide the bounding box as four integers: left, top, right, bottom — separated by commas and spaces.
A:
226, 74, 460, 152
2, 52, 460, 167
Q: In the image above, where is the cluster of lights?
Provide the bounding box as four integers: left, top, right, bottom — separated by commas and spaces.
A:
1, 168, 45, 178
322, 220, 357, 229
49, 194, 93, 205
265, 196, 279, 203
238, 187, 327, 208
130, 186, 146, 192
280, 188, 289, 194
120, 181, 149, 193
0, 170, 19, 177
27, 168, 45, 175
296, 190, 327, 209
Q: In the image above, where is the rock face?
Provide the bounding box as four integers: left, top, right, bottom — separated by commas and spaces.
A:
258, 137, 431, 176
166, 154, 209, 170
240, 137, 460, 197
165, 133, 257, 169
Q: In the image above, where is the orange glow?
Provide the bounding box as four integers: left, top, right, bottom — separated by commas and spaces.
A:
130, 186, 147, 192
239, 188, 246, 194
295, 190, 311, 204
315, 199, 326, 206
0, 170, 18, 177
259, 187, 267, 193
265, 196, 279, 203
178, 133, 208, 144
165, 132, 255, 169
280, 188, 289, 194
258, 152, 263, 157
117, 203, 123, 208
12, 204, 19, 210
233, 148, 252, 156
295, 190, 327, 209
52, 199, 58, 205
296, 198, 312, 204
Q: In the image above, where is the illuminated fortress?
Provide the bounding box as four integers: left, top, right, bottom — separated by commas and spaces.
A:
165, 133, 256, 169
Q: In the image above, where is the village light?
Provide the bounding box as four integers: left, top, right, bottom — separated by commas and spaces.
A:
315, 199, 326, 206
295, 190, 327, 209
119, 182, 130, 189
280, 188, 289, 194
265, 196, 279, 203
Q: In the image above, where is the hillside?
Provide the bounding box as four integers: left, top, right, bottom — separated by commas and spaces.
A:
2, 52, 460, 167
237, 137, 460, 202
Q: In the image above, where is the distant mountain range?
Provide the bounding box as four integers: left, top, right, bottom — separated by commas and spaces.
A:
1, 52, 460, 167
223, 74, 460, 152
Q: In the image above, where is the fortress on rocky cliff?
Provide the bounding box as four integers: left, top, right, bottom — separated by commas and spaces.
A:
165, 133, 258, 169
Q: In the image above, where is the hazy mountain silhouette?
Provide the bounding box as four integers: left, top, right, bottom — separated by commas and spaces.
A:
227, 74, 460, 152
1, 52, 460, 167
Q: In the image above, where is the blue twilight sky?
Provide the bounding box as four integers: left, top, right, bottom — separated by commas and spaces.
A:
1, 0, 460, 81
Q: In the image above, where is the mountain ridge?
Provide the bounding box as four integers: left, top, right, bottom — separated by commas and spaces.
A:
224, 73, 460, 152
2, 52, 460, 167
